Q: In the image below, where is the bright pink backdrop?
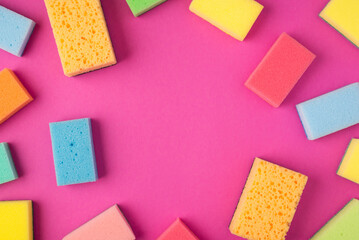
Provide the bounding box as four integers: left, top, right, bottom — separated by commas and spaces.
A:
1, 0, 359, 239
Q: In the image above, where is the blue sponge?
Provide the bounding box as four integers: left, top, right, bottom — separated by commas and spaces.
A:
0, 143, 18, 184
0, 5, 35, 57
49, 118, 98, 186
297, 83, 359, 140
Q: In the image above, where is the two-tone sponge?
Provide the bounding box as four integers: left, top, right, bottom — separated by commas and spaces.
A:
157, 218, 199, 240
126, 0, 167, 17
337, 139, 359, 185
0, 143, 18, 184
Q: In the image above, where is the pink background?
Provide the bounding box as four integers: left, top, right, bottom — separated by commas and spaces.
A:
1, 0, 359, 239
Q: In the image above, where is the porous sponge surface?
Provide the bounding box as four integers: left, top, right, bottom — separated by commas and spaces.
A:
189, 0, 263, 41
320, 0, 359, 48
44, 0, 116, 77
0, 6, 35, 57
157, 218, 199, 240
0, 200, 33, 240
337, 139, 359, 184
229, 158, 308, 240
126, 0, 167, 17
311, 199, 359, 240
296, 83, 359, 140
49, 118, 98, 186
0, 142, 18, 184
63, 205, 135, 240
245, 33, 315, 107
0, 68, 33, 124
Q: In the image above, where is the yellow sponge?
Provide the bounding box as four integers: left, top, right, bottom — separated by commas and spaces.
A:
229, 158, 308, 240
337, 139, 359, 184
319, 0, 359, 48
189, 0, 263, 41
0, 200, 33, 240
44, 0, 116, 77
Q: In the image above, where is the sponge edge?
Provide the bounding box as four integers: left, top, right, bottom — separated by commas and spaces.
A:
157, 218, 199, 240
337, 139, 359, 184
126, 0, 167, 17
0, 142, 18, 184
0, 6, 35, 56
63, 205, 135, 240
189, 0, 263, 41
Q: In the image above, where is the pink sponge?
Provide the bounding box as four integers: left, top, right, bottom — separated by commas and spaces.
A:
157, 218, 199, 240
245, 33, 315, 107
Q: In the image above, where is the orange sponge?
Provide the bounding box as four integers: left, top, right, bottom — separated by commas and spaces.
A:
0, 69, 33, 124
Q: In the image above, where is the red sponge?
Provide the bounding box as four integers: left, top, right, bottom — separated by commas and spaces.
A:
245, 33, 315, 107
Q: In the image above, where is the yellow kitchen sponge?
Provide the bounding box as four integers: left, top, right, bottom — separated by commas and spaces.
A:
319, 0, 359, 48
44, 0, 116, 77
0, 200, 33, 240
189, 0, 263, 41
337, 139, 359, 184
229, 158, 308, 240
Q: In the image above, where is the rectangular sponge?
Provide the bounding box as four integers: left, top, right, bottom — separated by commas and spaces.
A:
311, 199, 359, 240
320, 0, 359, 48
126, 0, 167, 17
296, 83, 359, 140
0, 68, 33, 124
63, 205, 135, 240
44, 0, 116, 77
229, 158, 308, 240
245, 33, 316, 107
157, 218, 199, 240
189, 0, 263, 41
337, 139, 359, 185
50, 118, 98, 186
0, 142, 18, 184
0, 200, 33, 240
0, 6, 35, 57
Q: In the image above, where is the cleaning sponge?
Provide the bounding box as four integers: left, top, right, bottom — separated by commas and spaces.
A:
44, 0, 116, 77
189, 0, 263, 41
320, 0, 359, 48
49, 118, 97, 186
126, 0, 167, 17
63, 205, 135, 240
0, 5, 35, 56
245, 33, 315, 107
296, 83, 359, 140
0, 143, 18, 184
157, 218, 199, 240
337, 139, 359, 184
311, 199, 359, 240
229, 158, 308, 240
0, 200, 33, 240
0, 68, 33, 124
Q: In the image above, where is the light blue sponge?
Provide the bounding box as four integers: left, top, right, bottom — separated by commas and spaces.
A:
297, 83, 359, 140
0, 143, 18, 184
49, 118, 98, 186
0, 5, 35, 57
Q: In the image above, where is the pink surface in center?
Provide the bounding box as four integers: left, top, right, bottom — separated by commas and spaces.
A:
0, 0, 359, 239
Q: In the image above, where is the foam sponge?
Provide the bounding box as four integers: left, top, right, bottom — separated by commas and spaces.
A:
245, 33, 315, 107
296, 83, 359, 140
320, 0, 359, 48
337, 139, 359, 184
311, 199, 359, 240
157, 218, 199, 240
189, 0, 263, 41
0, 6, 35, 57
0, 200, 33, 240
229, 158, 308, 240
126, 0, 167, 17
49, 118, 97, 186
0, 68, 33, 124
44, 0, 116, 77
0, 143, 18, 184
63, 205, 135, 240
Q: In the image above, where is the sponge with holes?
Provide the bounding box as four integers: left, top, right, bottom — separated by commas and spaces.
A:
44, 0, 116, 77
0, 5, 35, 57
157, 218, 199, 240
126, 0, 167, 17
229, 158, 308, 240
49, 118, 97, 186
311, 199, 359, 240
0, 142, 18, 184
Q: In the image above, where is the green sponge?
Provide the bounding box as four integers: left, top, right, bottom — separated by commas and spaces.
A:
0, 143, 18, 184
311, 199, 359, 240
126, 0, 167, 17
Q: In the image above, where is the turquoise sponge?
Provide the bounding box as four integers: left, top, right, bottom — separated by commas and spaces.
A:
0, 143, 18, 184
49, 118, 98, 186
